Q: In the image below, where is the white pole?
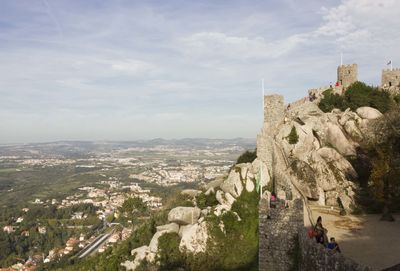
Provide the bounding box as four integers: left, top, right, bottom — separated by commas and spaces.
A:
261, 78, 265, 108
340, 52, 343, 66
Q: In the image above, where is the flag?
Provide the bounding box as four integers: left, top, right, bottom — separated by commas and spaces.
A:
387, 60, 392, 65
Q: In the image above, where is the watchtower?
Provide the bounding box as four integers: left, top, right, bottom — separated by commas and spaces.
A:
337, 64, 358, 89
381, 68, 400, 89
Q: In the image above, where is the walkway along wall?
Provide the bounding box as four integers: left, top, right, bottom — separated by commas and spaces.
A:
259, 199, 371, 271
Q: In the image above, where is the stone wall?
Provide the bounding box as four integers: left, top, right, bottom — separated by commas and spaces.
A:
258, 198, 372, 271
298, 226, 371, 271
257, 94, 285, 175
259, 199, 304, 271
381, 68, 400, 88
337, 64, 358, 89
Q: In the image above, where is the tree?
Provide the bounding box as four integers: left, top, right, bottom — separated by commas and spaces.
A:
236, 149, 257, 164
121, 197, 148, 215
367, 106, 400, 220
288, 126, 299, 145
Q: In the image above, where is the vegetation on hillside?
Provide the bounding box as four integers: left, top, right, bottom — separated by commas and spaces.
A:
236, 149, 257, 164
318, 82, 393, 113
348, 106, 400, 217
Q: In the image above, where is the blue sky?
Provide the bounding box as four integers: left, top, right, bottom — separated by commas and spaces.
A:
0, 0, 399, 143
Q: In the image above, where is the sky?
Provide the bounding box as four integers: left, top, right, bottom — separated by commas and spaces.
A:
0, 0, 399, 143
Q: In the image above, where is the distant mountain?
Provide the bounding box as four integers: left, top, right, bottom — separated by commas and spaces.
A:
0, 138, 256, 158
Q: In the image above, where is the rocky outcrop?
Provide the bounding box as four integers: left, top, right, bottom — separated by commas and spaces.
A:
356, 106, 383, 120
179, 221, 208, 253
122, 162, 259, 270
257, 96, 381, 213
168, 207, 201, 225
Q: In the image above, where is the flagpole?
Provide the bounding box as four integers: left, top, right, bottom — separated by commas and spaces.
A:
340, 52, 343, 66
261, 78, 265, 109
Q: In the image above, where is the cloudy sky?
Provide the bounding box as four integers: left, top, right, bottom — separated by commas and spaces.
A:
0, 0, 399, 143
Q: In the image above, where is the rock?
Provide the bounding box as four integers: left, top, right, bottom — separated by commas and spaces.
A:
205, 187, 214, 196
225, 192, 235, 205
215, 190, 233, 208
149, 230, 168, 253
291, 160, 319, 200
235, 163, 250, 180
245, 178, 255, 192
356, 107, 382, 120
317, 187, 325, 206
168, 207, 201, 225
131, 245, 148, 257
317, 147, 342, 162
204, 176, 224, 191
179, 221, 208, 254
339, 193, 353, 212
122, 245, 155, 270
343, 120, 363, 141
325, 191, 339, 206
181, 189, 202, 197
325, 123, 356, 156
213, 204, 230, 216
156, 223, 179, 233
220, 170, 243, 198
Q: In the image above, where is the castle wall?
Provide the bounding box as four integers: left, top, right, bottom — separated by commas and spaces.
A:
259, 199, 372, 271
259, 199, 304, 271
257, 94, 285, 175
381, 68, 400, 88
337, 64, 358, 89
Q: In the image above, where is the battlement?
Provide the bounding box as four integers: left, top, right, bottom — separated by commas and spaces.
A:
382, 68, 400, 72
338, 64, 357, 68
381, 68, 400, 89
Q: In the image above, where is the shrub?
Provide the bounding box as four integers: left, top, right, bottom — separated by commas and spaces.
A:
318, 81, 393, 113
157, 232, 184, 270
236, 149, 257, 164
287, 126, 299, 145
196, 192, 219, 209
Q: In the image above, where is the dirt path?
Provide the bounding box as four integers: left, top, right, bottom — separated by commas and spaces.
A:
311, 209, 400, 271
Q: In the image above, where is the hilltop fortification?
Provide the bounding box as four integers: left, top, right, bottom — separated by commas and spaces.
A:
337, 64, 358, 89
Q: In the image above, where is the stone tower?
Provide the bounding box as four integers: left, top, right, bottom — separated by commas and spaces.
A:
381, 68, 400, 89
257, 94, 285, 174
337, 64, 358, 89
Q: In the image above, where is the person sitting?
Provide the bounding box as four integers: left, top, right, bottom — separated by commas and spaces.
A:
327, 237, 341, 253
314, 216, 327, 245
270, 192, 278, 208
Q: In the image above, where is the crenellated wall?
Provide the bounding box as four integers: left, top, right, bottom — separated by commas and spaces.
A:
381, 68, 400, 89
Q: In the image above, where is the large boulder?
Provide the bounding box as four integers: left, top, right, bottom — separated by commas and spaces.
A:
156, 223, 179, 233
149, 230, 168, 253
325, 123, 356, 156
291, 160, 319, 200
356, 107, 382, 120
179, 221, 208, 254
215, 190, 235, 208
245, 178, 255, 192
343, 120, 363, 141
168, 207, 201, 225
220, 170, 243, 198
